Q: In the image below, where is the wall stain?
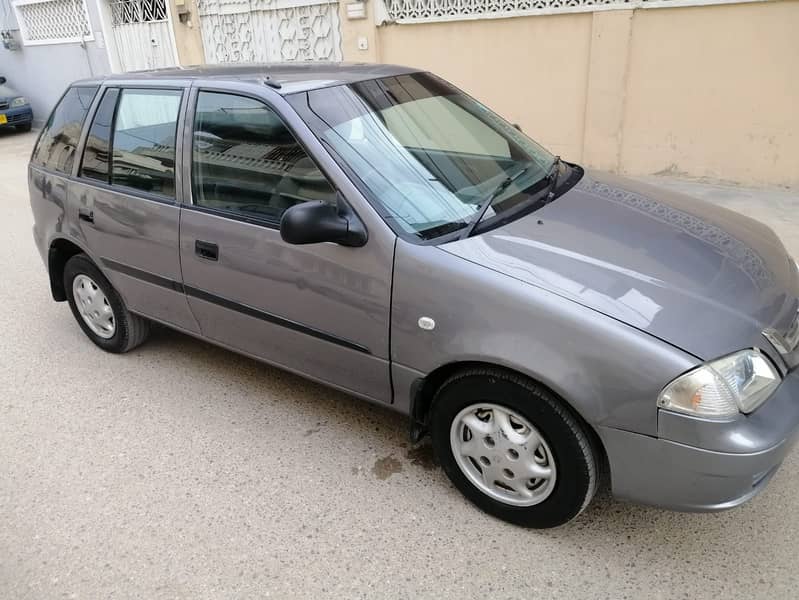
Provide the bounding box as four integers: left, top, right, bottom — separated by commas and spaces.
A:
371, 454, 403, 480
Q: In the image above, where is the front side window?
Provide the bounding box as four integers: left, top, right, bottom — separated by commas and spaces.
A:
288, 73, 560, 240
192, 91, 335, 223
32, 86, 98, 174
111, 88, 182, 197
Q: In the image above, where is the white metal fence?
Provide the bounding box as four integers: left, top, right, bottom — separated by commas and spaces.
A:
384, 0, 770, 24
109, 0, 177, 71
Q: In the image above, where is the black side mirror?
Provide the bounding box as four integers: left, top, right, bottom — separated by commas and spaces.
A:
280, 193, 367, 247
0, 77, 6, 85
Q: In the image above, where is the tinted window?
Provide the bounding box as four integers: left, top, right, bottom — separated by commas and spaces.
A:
383, 95, 510, 157
111, 89, 182, 197
288, 73, 557, 240
79, 88, 120, 183
32, 86, 98, 174
192, 91, 335, 223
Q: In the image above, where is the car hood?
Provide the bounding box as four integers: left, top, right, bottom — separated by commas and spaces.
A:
442, 170, 799, 361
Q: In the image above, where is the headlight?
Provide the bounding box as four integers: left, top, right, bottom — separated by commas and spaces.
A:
658, 349, 780, 418
10, 97, 27, 108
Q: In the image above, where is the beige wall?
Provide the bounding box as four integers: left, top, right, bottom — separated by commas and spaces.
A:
621, 2, 799, 186
344, 1, 799, 187
338, 2, 382, 62
169, 0, 206, 66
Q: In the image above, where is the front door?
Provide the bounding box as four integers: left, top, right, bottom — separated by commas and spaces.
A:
178, 89, 393, 402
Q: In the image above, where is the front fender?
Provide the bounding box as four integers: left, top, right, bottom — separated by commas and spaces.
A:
390, 239, 698, 436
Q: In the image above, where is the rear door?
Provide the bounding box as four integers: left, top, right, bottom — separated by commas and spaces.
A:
72, 84, 199, 333
30, 85, 99, 260
178, 86, 395, 402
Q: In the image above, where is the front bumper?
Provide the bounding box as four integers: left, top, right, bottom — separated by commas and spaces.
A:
0, 105, 33, 127
599, 370, 799, 511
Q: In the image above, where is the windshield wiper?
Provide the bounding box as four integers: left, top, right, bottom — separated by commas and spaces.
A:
459, 163, 532, 239
542, 155, 562, 204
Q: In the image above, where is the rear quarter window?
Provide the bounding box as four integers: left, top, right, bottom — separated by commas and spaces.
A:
32, 86, 99, 174
79, 88, 120, 183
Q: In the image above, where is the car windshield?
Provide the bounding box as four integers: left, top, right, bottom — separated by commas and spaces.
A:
287, 72, 557, 240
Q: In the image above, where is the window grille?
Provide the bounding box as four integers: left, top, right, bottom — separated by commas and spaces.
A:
384, 0, 769, 24
110, 0, 168, 26
11, 0, 92, 45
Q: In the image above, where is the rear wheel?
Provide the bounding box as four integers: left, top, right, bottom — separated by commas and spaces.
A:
64, 254, 150, 353
430, 368, 598, 528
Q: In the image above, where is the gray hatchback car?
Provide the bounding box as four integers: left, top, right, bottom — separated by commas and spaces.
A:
29, 63, 799, 527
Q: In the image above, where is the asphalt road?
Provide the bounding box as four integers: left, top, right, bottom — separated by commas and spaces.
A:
2, 129, 799, 599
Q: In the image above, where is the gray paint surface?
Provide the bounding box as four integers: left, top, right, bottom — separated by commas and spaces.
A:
443, 170, 799, 364
6, 128, 799, 598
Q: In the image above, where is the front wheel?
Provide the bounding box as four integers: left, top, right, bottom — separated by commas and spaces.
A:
64, 254, 150, 353
430, 368, 598, 528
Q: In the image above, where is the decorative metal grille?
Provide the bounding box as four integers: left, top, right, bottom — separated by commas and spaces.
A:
384, 0, 767, 24
12, 0, 91, 44
110, 0, 168, 25
197, 0, 342, 64
272, 4, 339, 61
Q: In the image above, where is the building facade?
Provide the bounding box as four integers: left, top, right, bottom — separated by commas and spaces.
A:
1, 0, 797, 186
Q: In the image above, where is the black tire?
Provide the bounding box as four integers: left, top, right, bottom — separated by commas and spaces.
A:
430, 368, 598, 528
63, 254, 150, 353
16, 123, 32, 132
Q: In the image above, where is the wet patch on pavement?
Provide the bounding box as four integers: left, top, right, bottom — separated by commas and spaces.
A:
406, 444, 437, 471
371, 454, 403, 480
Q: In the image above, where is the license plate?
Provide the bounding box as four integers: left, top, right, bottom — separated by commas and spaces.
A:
0, 114, 7, 125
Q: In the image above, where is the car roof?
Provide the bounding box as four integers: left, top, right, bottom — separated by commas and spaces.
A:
73, 62, 422, 94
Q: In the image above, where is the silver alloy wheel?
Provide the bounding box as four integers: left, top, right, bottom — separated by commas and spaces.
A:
72, 274, 115, 339
450, 403, 557, 506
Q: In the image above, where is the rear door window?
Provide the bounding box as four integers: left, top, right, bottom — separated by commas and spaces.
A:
111, 88, 182, 197
79, 88, 120, 183
32, 86, 99, 174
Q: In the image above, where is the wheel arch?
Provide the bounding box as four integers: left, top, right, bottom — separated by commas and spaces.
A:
48, 237, 91, 301
408, 361, 608, 471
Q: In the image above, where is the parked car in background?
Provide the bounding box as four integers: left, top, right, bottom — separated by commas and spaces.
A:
27, 64, 799, 528
0, 76, 32, 132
